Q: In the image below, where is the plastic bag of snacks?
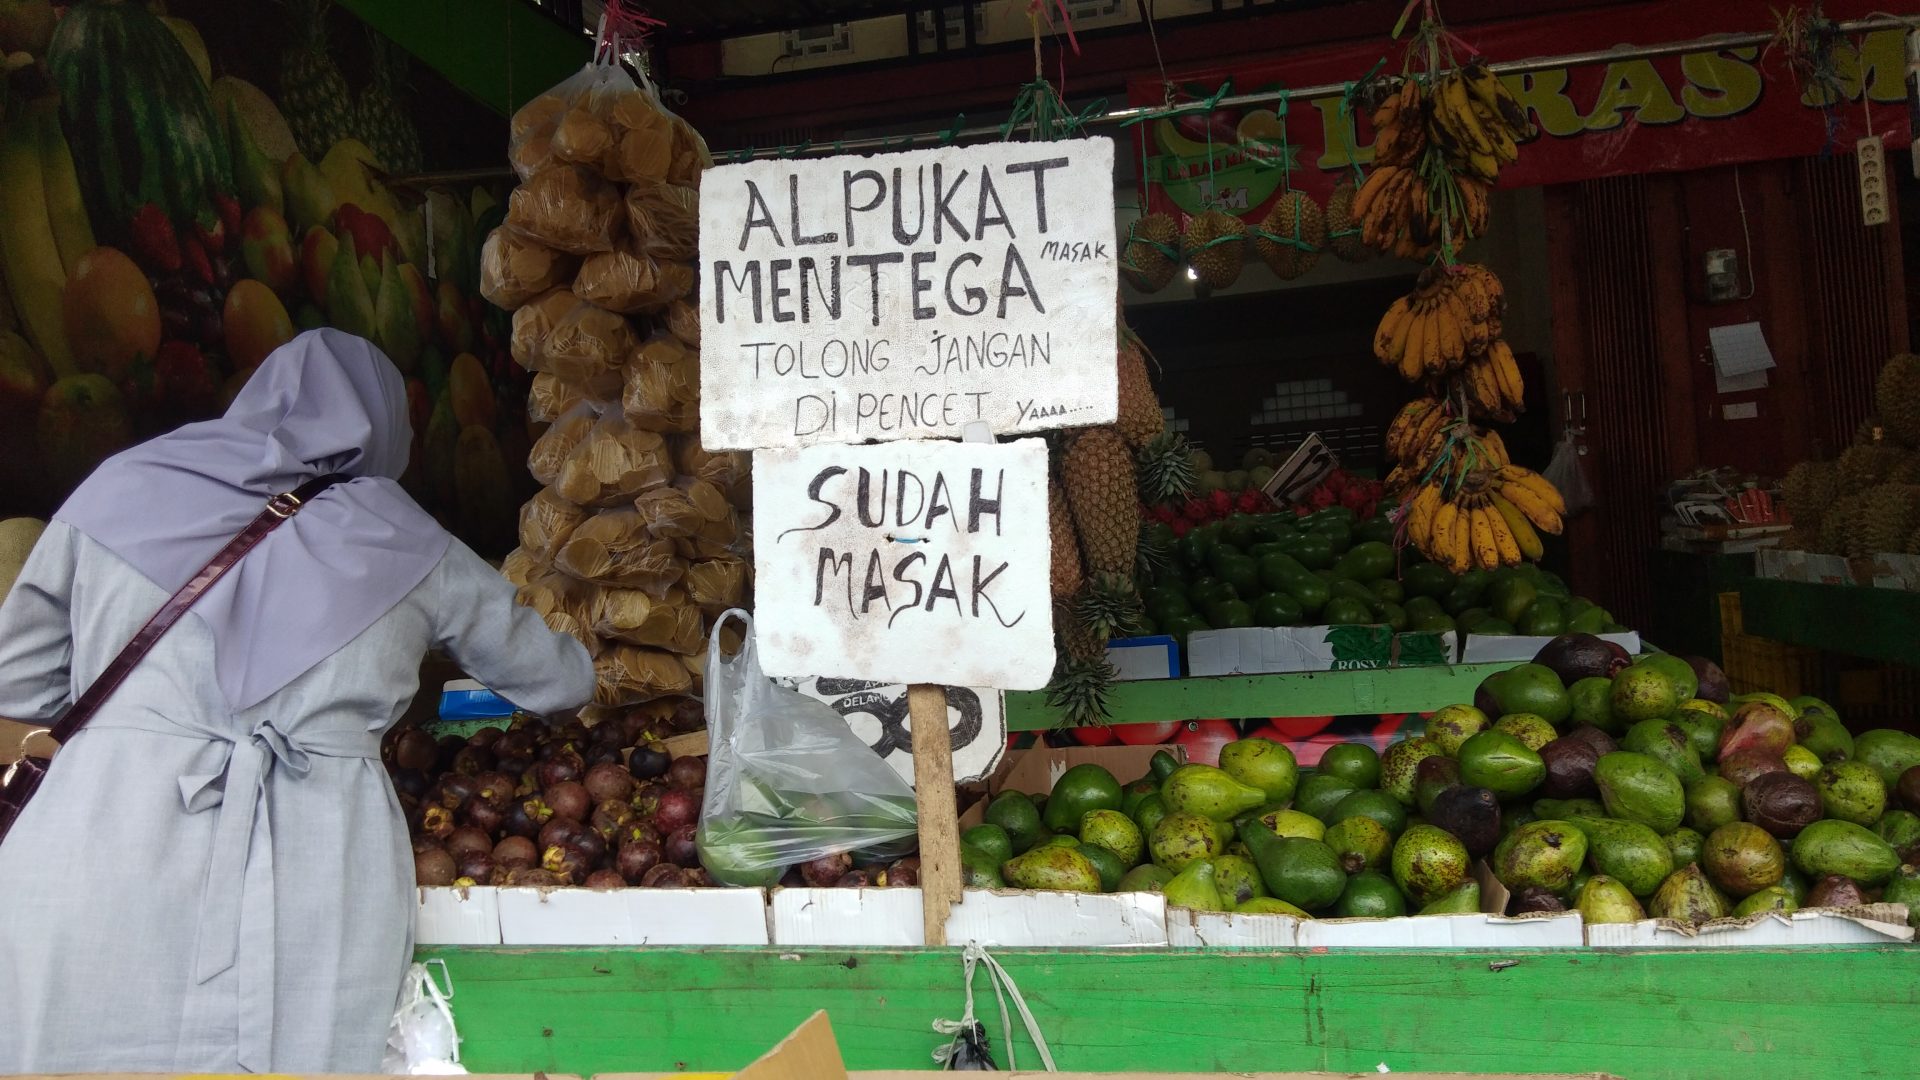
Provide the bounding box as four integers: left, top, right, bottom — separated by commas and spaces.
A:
553, 412, 673, 507
554, 509, 687, 594
517, 571, 602, 657
510, 290, 635, 382
526, 372, 591, 424
685, 555, 749, 614
479, 227, 578, 310
621, 334, 699, 431
603, 71, 711, 186
632, 483, 701, 539
664, 298, 699, 347
499, 547, 545, 589
623, 180, 699, 261
507, 58, 636, 181
589, 586, 704, 655
527, 404, 598, 486
669, 434, 748, 491
593, 644, 693, 706
506, 164, 624, 255
517, 488, 586, 562
573, 241, 696, 314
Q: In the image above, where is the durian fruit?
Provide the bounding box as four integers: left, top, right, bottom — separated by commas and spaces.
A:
1326, 177, 1373, 263
1121, 213, 1180, 293
1778, 526, 1820, 553
1254, 190, 1325, 280
1048, 480, 1083, 601
1876, 353, 1920, 447
1837, 437, 1904, 490
1136, 431, 1197, 505
1780, 460, 1840, 528
1817, 500, 1854, 555
1062, 427, 1139, 576
1115, 331, 1164, 448
1849, 483, 1920, 557
1182, 209, 1247, 290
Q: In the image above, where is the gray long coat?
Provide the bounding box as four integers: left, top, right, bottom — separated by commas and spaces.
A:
0, 521, 595, 1072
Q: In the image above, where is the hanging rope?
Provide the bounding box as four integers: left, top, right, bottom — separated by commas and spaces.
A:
931, 943, 1058, 1072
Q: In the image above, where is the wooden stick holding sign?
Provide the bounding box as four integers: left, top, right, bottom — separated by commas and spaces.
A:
908, 683, 962, 943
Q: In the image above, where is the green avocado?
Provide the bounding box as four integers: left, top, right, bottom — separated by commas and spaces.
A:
1595, 752, 1686, 833
1403, 562, 1456, 600
1335, 870, 1408, 918
1457, 730, 1547, 799
1569, 816, 1674, 898
1242, 823, 1347, 913
1043, 764, 1124, 834
1790, 819, 1900, 886
962, 824, 1014, 866
984, 790, 1047, 854
1324, 597, 1373, 625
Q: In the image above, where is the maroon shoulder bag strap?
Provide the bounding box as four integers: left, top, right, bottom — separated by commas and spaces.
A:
0, 473, 348, 842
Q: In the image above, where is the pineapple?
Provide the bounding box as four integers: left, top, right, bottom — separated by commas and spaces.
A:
354, 34, 423, 175
280, 0, 355, 161
1114, 330, 1163, 448
1182, 209, 1246, 290
1062, 427, 1138, 577
1074, 573, 1144, 644
1136, 431, 1197, 506
1047, 599, 1116, 728
1048, 480, 1083, 600
1121, 212, 1180, 293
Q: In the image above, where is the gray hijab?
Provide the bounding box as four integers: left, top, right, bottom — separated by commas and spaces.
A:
56, 329, 452, 710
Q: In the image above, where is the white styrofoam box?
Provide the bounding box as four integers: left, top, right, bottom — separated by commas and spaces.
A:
945, 888, 1167, 947
415, 886, 501, 945
770, 887, 926, 946
1185, 626, 1454, 677
1585, 906, 1913, 948
495, 887, 770, 945
1297, 911, 1586, 948
1460, 631, 1640, 664
1165, 906, 1302, 947
1107, 635, 1179, 681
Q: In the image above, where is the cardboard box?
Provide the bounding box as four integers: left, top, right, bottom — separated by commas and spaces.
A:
415, 885, 502, 945
495, 886, 770, 945
1107, 634, 1179, 680
958, 743, 1177, 830
1186, 625, 1456, 677
1460, 631, 1639, 664
1165, 906, 1304, 946
1584, 904, 1914, 948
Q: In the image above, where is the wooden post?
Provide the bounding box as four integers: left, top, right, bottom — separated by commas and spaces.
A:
908, 683, 961, 946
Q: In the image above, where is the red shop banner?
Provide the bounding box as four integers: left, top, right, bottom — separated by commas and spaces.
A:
1130, 0, 1913, 223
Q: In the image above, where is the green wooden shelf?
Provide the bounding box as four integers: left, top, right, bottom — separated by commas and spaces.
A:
417, 945, 1920, 1077
1001, 663, 1522, 730
1739, 579, 1920, 667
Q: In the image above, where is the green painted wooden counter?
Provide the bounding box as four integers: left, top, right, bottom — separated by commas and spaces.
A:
1002, 663, 1521, 730
418, 945, 1920, 1077
1740, 578, 1920, 667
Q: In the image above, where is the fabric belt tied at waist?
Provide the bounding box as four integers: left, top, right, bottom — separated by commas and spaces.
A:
175, 721, 382, 1072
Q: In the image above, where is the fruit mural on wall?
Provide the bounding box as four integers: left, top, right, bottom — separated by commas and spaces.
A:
0, 0, 526, 553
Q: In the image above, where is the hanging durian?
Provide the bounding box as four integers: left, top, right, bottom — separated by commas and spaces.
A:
1875, 353, 1920, 448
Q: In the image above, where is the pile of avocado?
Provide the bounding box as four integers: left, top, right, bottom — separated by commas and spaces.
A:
962, 637, 1920, 926
1140, 507, 1625, 643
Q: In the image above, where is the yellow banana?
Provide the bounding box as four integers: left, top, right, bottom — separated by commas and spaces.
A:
1500, 480, 1565, 535
1466, 506, 1496, 570
1422, 310, 1445, 374
1375, 299, 1412, 365
1402, 313, 1429, 383
1428, 500, 1458, 564
1484, 501, 1523, 564
1499, 465, 1568, 514
1480, 428, 1511, 467
1408, 484, 1441, 549
1445, 503, 1474, 573
0, 108, 75, 376
37, 109, 94, 278
1447, 77, 1495, 156
1492, 494, 1545, 559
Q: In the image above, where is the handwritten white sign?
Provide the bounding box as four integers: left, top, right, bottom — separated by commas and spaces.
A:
698, 138, 1118, 450
751, 438, 1053, 689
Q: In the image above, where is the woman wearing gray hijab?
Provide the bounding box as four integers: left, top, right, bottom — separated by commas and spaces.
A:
0, 329, 595, 1073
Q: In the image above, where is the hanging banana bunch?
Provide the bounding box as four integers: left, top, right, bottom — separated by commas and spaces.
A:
1395, 422, 1565, 573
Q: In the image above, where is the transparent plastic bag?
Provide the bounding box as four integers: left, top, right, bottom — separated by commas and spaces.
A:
574, 241, 696, 314
603, 70, 709, 185
382, 961, 466, 1075
594, 643, 693, 706
509, 61, 635, 181
624, 179, 699, 260
479, 227, 578, 311
498, 546, 545, 589
1542, 430, 1594, 516
685, 556, 750, 614
509, 290, 634, 382
664, 297, 700, 347
527, 404, 598, 486
554, 412, 673, 507
518, 488, 586, 561
694, 610, 919, 887
555, 508, 687, 594
506, 164, 624, 255
527, 372, 592, 424
670, 434, 748, 490
622, 334, 699, 431
588, 585, 703, 654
